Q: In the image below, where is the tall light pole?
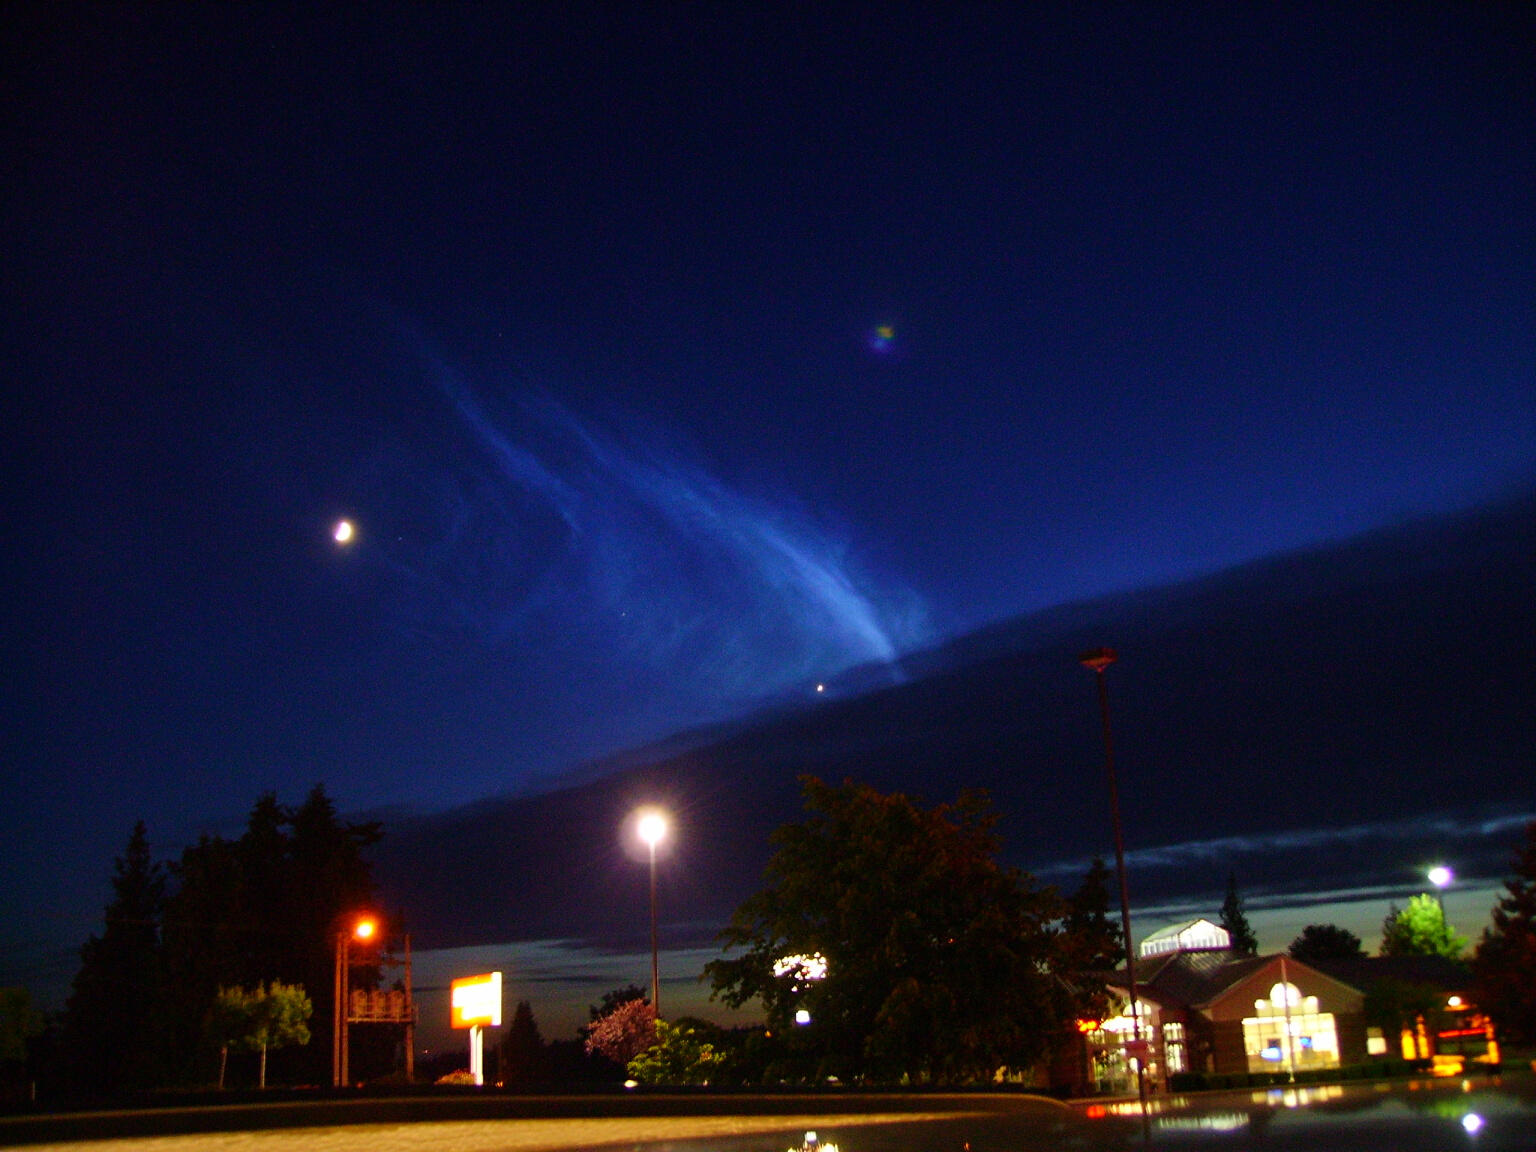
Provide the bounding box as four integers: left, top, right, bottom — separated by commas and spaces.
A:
333, 915, 376, 1088
636, 809, 669, 1017
1080, 647, 1147, 1111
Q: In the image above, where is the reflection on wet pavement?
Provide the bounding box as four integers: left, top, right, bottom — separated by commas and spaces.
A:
648, 1076, 1536, 1152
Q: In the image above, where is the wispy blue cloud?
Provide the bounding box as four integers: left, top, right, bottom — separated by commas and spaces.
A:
398, 365, 929, 706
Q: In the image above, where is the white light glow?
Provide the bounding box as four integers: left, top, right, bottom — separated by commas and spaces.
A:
795, 1009, 812, 1025
1429, 866, 1453, 888
1462, 1113, 1484, 1134
773, 953, 829, 983
1448, 995, 1463, 1008
334, 519, 354, 543
637, 810, 668, 847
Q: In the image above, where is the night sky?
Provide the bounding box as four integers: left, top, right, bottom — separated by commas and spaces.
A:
2, 5, 1531, 992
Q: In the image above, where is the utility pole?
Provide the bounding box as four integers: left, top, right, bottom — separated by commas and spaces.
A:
1080, 647, 1148, 1112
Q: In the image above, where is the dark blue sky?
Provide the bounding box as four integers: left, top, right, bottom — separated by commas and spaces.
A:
2, 4, 1532, 972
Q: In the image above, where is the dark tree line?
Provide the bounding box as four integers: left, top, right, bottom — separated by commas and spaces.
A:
51, 785, 380, 1096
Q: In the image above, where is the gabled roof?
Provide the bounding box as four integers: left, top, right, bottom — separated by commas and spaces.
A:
1139, 918, 1232, 957
1107, 951, 1364, 1016
1111, 949, 1271, 1010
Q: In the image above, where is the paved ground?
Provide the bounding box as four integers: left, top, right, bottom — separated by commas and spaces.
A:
4, 1075, 1534, 1151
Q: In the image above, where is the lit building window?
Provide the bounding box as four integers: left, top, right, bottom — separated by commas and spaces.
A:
1163, 1022, 1187, 1073
1242, 986, 1339, 1073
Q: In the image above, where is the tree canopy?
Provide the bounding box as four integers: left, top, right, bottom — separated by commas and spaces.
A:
585, 997, 657, 1066
1052, 857, 1124, 1022
1472, 821, 1536, 1042
1380, 895, 1467, 960
1289, 924, 1364, 963
214, 982, 312, 1088
626, 1019, 727, 1085
705, 776, 1065, 1084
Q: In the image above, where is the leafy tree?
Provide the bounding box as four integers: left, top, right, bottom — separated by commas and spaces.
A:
60, 822, 166, 1094
1054, 857, 1124, 1021
1472, 821, 1536, 1042
706, 776, 1066, 1084
500, 1000, 545, 1084
585, 997, 657, 1066
216, 982, 312, 1088
1380, 895, 1468, 959
204, 981, 256, 1090
1288, 924, 1364, 962
627, 1019, 727, 1085
1219, 874, 1258, 956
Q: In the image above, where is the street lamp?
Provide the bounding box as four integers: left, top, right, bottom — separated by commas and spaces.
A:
333, 916, 378, 1087
636, 809, 669, 1018
1428, 865, 1453, 918
1079, 646, 1148, 1112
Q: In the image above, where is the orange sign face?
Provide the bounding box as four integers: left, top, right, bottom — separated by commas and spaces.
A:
450, 972, 502, 1029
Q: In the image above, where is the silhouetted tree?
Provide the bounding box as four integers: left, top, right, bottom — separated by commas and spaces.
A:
706, 776, 1066, 1084
1288, 924, 1364, 962
1472, 821, 1536, 1043
1380, 895, 1467, 959
1219, 874, 1258, 956
1054, 857, 1124, 1020
60, 822, 166, 1094
271, 785, 380, 1084
160, 833, 245, 1082
501, 1000, 545, 1084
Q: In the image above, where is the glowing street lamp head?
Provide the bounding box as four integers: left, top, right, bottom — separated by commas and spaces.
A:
1428, 866, 1452, 889
334, 519, 355, 544
1079, 646, 1118, 673
636, 810, 668, 848
354, 918, 376, 941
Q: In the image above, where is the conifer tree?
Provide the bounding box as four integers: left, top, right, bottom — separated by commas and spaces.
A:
501, 1000, 545, 1084
1379, 895, 1467, 959
1472, 821, 1536, 1042
1054, 857, 1125, 1019
61, 822, 166, 1093
1220, 873, 1258, 956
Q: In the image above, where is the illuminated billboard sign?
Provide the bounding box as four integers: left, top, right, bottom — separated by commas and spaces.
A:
450, 971, 502, 1029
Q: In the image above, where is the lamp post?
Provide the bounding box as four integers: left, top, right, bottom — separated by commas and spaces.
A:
333, 916, 376, 1088
636, 810, 668, 1017
1079, 647, 1147, 1112
1428, 865, 1453, 920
